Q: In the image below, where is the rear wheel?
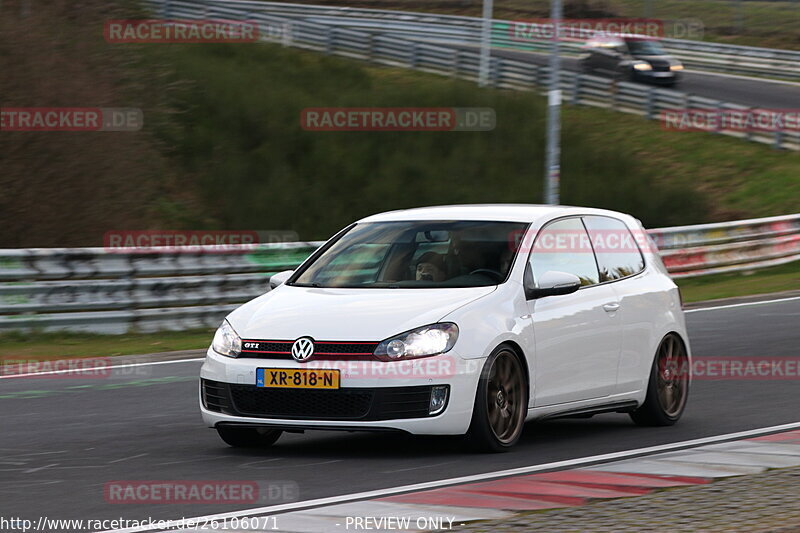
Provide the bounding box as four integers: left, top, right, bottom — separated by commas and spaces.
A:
466, 346, 528, 452
216, 426, 282, 448
630, 334, 689, 426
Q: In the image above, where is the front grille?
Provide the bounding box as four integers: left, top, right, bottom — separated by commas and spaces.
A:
240, 339, 379, 360
314, 342, 380, 355
201, 379, 443, 421
231, 386, 374, 419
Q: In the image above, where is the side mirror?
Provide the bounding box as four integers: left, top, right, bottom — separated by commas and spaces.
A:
525, 270, 581, 300
269, 270, 294, 290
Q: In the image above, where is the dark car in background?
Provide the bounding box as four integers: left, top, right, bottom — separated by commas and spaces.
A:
581, 35, 684, 86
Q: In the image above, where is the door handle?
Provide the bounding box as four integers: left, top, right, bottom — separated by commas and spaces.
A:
603, 302, 620, 313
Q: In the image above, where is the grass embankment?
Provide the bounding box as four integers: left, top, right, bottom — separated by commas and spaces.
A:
260, 0, 800, 50
0, 329, 212, 361
147, 42, 799, 240
3, 1, 798, 246
677, 262, 799, 303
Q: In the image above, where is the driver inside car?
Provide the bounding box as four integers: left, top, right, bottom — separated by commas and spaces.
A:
415, 251, 447, 282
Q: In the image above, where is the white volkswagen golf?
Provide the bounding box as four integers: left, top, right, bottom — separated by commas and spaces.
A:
201, 205, 690, 451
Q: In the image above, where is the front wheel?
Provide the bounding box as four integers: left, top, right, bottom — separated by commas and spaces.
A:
466, 346, 528, 452
630, 334, 690, 426
216, 426, 282, 448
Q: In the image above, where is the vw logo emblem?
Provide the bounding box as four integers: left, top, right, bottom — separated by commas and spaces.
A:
291, 337, 315, 362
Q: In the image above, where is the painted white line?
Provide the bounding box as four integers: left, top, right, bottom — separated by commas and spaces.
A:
108, 453, 148, 464
0, 357, 204, 380
102, 421, 800, 533
382, 461, 458, 474
685, 295, 800, 314
23, 463, 58, 474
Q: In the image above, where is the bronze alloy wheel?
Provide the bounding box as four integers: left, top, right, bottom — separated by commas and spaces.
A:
486, 349, 526, 444
656, 334, 689, 418
631, 333, 690, 426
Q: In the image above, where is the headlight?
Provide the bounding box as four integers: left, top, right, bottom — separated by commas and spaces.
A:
633, 62, 652, 71
212, 320, 242, 358
374, 323, 459, 361
670, 64, 684, 71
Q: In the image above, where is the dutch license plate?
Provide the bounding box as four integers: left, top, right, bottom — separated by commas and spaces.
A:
256, 368, 340, 389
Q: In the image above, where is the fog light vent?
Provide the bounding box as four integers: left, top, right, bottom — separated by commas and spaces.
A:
429, 385, 449, 415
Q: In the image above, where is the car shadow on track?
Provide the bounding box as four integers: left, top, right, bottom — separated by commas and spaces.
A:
212, 415, 640, 459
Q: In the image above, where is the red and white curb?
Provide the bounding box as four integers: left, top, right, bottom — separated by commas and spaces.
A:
256, 430, 800, 532
105, 425, 800, 533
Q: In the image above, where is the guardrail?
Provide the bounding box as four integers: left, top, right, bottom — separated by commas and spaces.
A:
139, 0, 800, 150
1, 215, 797, 333
146, 0, 800, 80
650, 214, 800, 278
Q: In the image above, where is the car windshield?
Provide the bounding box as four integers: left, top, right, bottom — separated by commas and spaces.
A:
626, 39, 666, 56
291, 220, 528, 288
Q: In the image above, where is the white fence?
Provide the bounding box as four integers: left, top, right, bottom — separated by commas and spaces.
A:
1, 215, 797, 333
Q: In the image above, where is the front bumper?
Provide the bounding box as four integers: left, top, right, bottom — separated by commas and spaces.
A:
634, 69, 682, 84
200, 348, 485, 435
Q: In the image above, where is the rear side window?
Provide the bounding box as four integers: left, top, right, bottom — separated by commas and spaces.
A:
583, 216, 645, 282
530, 218, 599, 287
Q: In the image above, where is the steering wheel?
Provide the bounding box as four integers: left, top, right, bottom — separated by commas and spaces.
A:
469, 269, 504, 283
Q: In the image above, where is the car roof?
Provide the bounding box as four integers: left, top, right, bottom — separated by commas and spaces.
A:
357, 204, 634, 225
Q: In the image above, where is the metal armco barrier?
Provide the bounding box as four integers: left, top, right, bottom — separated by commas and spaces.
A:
145, 0, 800, 80
1, 215, 797, 333
139, 0, 800, 150
650, 214, 800, 278
0, 243, 322, 334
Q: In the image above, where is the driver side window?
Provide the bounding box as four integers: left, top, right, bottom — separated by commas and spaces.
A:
529, 218, 599, 287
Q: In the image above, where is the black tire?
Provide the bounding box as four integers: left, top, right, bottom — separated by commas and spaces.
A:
216, 426, 282, 448
630, 334, 690, 427
466, 346, 528, 452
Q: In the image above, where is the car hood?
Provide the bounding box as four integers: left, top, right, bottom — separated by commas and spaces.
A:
229, 285, 497, 341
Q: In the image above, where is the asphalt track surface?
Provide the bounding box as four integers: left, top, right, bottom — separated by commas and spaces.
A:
2, 297, 799, 529
450, 44, 800, 109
